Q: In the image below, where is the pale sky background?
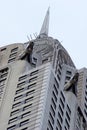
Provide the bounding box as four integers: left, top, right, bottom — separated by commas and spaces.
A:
0, 0, 87, 69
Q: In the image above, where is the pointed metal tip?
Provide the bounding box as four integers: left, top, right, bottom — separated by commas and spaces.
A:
39, 8, 50, 37
48, 6, 50, 12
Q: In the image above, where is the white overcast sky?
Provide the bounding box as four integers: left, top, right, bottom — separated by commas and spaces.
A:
0, 0, 87, 69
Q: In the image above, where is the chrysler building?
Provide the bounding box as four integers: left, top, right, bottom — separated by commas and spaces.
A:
0, 8, 87, 130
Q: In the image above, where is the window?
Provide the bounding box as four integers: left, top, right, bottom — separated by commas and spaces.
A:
23, 104, 32, 111
66, 76, 71, 80
9, 52, 17, 58
0, 67, 8, 73
14, 94, 24, 101
42, 58, 48, 63
59, 105, 63, 116
57, 74, 60, 81
65, 126, 68, 130
30, 70, 38, 76
50, 105, 55, 117
12, 102, 22, 109
85, 91, 87, 95
58, 112, 63, 123
26, 89, 35, 96
59, 64, 62, 70
1, 73, 8, 78
58, 69, 61, 75
20, 119, 29, 127
85, 103, 87, 109
31, 62, 36, 67
7, 125, 16, 130
51, 98, 56, 109
66, 111, 70, 121
27, 83, 36, 89
29, 76, 37, 82
49, 112, 54, 124
54, 78, 59, 89
0, 47, 6, 51
66, 71, 72, 75
25, 96, 33, 103
11, 47, 18, 53
65, 118, 70, 129
53, 85, 58, 95
52, 91, 57, 102
16, 88, 24, 94
21, 127, 28, 130
19, 75, 27, 81
0, 79, 6, 86
33, 57, 37, 62
84, 109, 87, 116
11, 109, 20, 116
85, 97, 87, 102
0, 67, 9, 100
60, 98, 64, 109
8, 58, 16, 63
0, 87, 3, 93
8, 117, 18, 124
21, 111, 31, 118
67, 105, 71, 115
17, 81, 26, 88
48, 120, 53, 130
57, 119, 62, 130
86, 85, 87, 89
60, 91, 65, 102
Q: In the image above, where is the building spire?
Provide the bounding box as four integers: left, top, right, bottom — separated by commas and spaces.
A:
39, 7, 50, 36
